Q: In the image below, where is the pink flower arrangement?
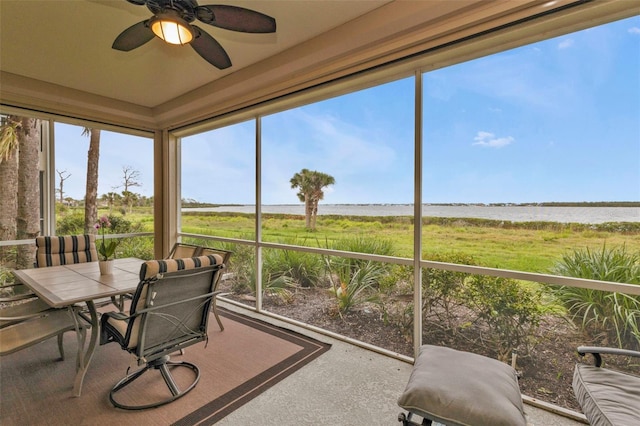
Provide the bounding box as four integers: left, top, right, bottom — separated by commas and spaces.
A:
95, 216, 119, 261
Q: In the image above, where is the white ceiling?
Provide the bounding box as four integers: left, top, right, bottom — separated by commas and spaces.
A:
0, 0, 391, 108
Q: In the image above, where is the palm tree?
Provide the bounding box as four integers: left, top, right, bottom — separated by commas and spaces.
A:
0, 116, 20, 266
290, 168, 335, 230
83, 128, 100, 234
16, 117, 41, 269
101, 192, 120, 214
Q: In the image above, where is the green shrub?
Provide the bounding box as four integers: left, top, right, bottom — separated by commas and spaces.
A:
218, 239, 253, 289
464, 274, 546, 360
332, 234, 394, 257
328, 260, 383, 314
422, 252, 477, 329
56, 213, 140, 236
117, 236, 154, 260
215, 239, 295, 301
378, 264, 413, 294
552, 245, 640, 283
551, 245, 640, 349
107, 215, 139, 234
0, 265, 16, 286
330, 235, 394, 280
264, 248, 325, 288
56, 213, 85, 234
236, 259, 294, 301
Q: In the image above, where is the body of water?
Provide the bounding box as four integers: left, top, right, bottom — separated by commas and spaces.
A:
183, 204, 639, 224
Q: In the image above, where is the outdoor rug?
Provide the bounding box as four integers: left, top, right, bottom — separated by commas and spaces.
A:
0, 308, 331, 425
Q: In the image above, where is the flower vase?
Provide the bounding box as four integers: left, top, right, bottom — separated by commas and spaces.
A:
99, 260, 114, 275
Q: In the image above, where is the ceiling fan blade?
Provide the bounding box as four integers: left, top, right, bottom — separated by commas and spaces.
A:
196, 5, 276, 33
190, 26, 232, 69
112, 20, 154, 51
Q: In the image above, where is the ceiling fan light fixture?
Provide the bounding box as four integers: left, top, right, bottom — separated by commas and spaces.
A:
149, 11, 194, 45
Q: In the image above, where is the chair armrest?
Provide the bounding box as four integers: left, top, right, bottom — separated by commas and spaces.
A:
0, 309, 88, 356
103, 311, 130, 321
0, 293, 37, 303
0, 309, 56, 322
0, 283, 36, 302
1, 306, 89, 327
577, 346, 640, 367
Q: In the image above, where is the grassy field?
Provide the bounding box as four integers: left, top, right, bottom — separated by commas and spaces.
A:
179, 211, 640, 273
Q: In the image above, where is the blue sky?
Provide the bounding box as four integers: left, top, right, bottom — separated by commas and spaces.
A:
57, 16, 639, 205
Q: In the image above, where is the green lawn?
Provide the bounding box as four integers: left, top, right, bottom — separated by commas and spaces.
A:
179, 212, 640, 273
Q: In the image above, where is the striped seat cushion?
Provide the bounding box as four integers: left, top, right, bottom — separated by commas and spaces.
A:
106, 255, 224, 349
35, 235, 98, 267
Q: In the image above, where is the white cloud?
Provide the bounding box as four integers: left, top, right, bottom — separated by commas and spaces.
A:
558, 38, 574, 49
472, 131, 514, 148
629, 27, 640, 34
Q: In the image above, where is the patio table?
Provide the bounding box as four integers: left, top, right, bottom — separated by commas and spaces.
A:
12, 257, 142, 396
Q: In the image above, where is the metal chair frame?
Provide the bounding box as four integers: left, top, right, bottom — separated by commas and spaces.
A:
573, 345, 640, 426
101, 264, 223, 410
167, 243, 233, 330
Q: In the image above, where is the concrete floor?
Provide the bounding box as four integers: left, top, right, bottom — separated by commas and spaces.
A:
218, 303, 587, 426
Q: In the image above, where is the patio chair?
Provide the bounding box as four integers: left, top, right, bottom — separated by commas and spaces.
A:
0, 235, 98, 351
197, 246, 232, 330
397, 345, 526, 426
167, 242, 200, 259
167, 243, 232, 330
0, 285, 51, 328
573, 346, 640, 426
99, 255, 225, 410
36, 234, 128, 310
0, 234, 97, 310
0, 306, 88, 360
35, 234, 99, 267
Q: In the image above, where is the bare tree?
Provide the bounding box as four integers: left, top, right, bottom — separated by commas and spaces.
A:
56, 169, 71, 204
83, 128, 101, 234
120, 166, 141, 214
121, 166, 141, 193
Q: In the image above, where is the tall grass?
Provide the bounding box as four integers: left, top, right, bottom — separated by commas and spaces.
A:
552, 245, 640, 349
263, 246, 325, 288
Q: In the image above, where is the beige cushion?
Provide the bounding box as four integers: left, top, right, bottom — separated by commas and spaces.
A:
573, 364, 640, 426
35, 235, 98, 267
398, 345, 526, 426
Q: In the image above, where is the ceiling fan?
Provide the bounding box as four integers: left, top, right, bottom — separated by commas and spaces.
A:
112, 0, 276, 69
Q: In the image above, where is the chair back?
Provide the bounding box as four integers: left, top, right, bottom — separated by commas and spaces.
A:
125, 256, 224, 362
198, 247, 232, 265
167, 243, 232, 265
167, 243, 200, 259
35, 235, 98, 267
197, 247, 232, 287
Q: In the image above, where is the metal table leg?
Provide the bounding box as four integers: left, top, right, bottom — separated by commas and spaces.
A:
73, 300, 98, 397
